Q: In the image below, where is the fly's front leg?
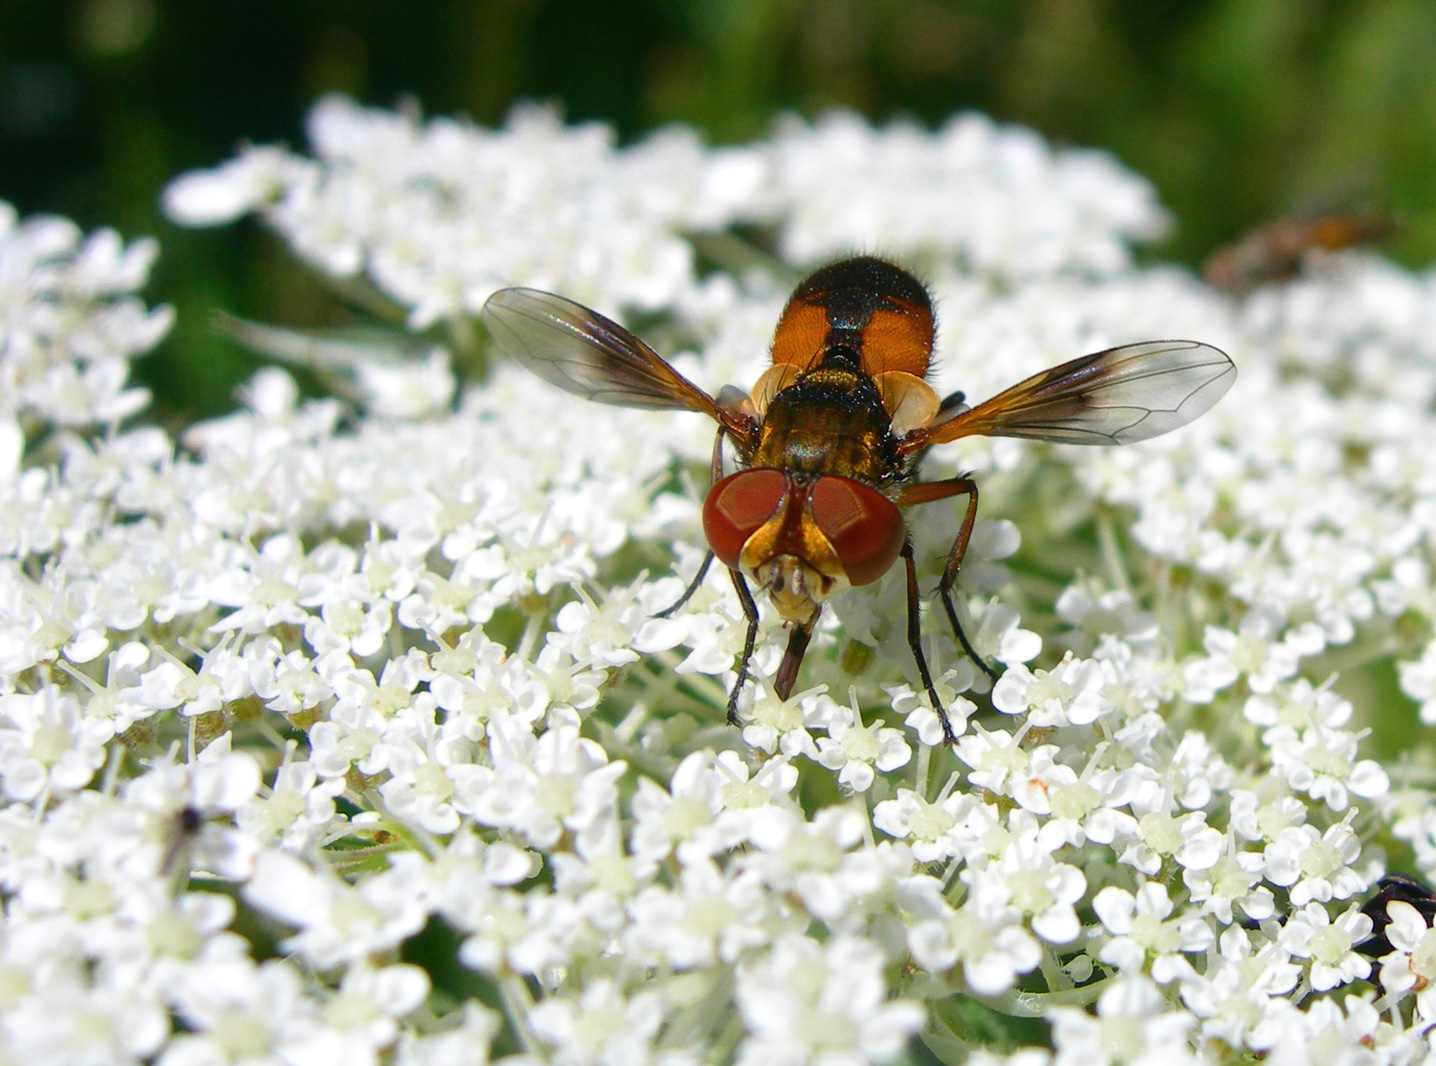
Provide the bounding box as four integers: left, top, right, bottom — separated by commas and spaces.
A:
653, 426, 727, 619
895, 476, 999, 683
653, 552, 713, 619
726, 567, 761, 727
901, 538, 958, 745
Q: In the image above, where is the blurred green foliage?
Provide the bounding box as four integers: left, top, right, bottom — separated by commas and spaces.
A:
5, 0, 1436, 420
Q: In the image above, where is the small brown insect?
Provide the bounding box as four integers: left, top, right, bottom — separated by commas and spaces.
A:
483, 257, 1234, 742
1203, 211, 1394, 294
158, 804, 205, 878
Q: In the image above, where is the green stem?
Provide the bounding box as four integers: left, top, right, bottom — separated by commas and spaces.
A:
499, 974, 542, 1054
979, 977, 1109, 1017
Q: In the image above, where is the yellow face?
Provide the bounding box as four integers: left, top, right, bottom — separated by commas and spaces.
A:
744, 554, 839, 626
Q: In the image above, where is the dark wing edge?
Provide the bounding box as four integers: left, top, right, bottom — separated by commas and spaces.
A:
909, 340, 1236, 449
481, 288, 722, 417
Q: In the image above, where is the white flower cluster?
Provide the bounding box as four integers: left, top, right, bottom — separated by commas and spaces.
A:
163, 96, 768, 328
762, 110, 1169, 278
0, 204, 173, 470
163, 95, 1168, 333
0, 96, 1434, 1065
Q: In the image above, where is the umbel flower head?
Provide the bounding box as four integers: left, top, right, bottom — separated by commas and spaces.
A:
0, 94, 1433, 1065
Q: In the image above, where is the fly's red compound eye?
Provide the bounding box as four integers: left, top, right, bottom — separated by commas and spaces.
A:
703, 469, 788, 570
807, 476, 905, 586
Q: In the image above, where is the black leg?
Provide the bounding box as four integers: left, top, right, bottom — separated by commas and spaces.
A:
934, 479, 997, 683
725, 568, 761, 727
938, 587, 997, 683
653, 551, 714, 618
895, 476, 998, 683
655, 425, 727, 619
901, 539, 958, 745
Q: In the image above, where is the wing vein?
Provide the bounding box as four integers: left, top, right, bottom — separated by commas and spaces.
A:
908, 340, 1235, 450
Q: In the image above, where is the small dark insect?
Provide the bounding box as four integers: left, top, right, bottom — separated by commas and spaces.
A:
159, 804, 206, 878
482, 257, 1235, 742
1203, 211, 1394, 294
1357, 873, 1436, 962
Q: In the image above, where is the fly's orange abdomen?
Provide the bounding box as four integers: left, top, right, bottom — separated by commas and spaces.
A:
769, 301, 829, 371
769, 256, 934, 379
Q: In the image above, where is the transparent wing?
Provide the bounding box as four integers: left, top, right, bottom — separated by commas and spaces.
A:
903, 340, 1235, 451
482, 288, 723, 417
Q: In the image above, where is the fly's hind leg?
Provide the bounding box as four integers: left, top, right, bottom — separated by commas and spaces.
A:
934, 479, 998, 683
895, 476, 1000, 684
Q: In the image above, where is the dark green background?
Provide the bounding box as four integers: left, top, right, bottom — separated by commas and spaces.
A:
6, 0, 1436, 421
